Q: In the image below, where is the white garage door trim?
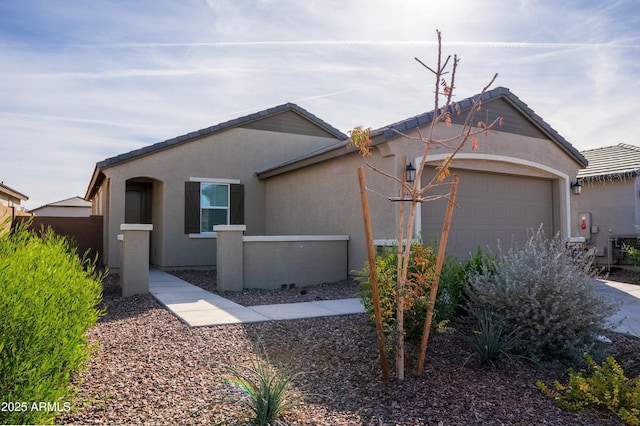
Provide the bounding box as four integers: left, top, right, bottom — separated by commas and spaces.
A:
413, 153, 571, 242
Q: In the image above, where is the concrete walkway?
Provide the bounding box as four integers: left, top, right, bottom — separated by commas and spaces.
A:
148, 268, 365, 327
149, 269, 640, 337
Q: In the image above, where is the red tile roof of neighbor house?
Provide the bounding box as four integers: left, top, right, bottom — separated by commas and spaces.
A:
578, 143, 640, 182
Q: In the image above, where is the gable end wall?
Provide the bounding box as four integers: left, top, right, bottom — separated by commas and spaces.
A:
241, 111, 339, 138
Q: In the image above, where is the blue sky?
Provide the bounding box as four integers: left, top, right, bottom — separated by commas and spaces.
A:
1, 0, 638, 209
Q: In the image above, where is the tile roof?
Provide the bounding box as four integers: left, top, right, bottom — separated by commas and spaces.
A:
374, 86, 587, 167
257, 86, 587, 177
30, 196, 91, 212
96, 103, 346, 169
578, 143, 640, 181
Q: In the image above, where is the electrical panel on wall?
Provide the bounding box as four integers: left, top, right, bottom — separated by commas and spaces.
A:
578, 212, 592, 243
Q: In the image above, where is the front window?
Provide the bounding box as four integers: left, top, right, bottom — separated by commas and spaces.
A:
200, 183, 229, 232
185, 178, 242, 236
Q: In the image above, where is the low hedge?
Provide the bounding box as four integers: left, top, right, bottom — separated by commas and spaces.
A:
0, 220, 104, 425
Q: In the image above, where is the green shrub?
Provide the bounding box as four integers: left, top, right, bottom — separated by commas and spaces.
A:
462, 246, 498, 278
357, 242, 438, 346
465, 227, 616, 362
438, 247, 498, 319
624, 243, 640, 282
357, 239, 472, 346
432, 254, 464, 320
537, 354, 640, 424
0, 220, 104, 425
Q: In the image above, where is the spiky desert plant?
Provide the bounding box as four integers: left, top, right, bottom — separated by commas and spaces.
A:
224, 344, 305, 425
463, 307, 522, 366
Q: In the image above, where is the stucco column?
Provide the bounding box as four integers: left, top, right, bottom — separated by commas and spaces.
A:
119, 224, 153, 297
214, 225, 245, 291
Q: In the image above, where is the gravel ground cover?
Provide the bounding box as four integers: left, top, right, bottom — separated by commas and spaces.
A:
168, 268, 359, 306
57, 269, 640, 425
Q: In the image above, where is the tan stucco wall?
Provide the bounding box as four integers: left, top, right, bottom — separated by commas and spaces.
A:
264, 122, 583, 271
150, 180, 165, 266
243, 237, 349, 289
421, 123, 582, 175
264, 145, 403, 272
89, 179, 110, 264
571, 177, 640, 263
0, 193, 24, 208
99, 128, 339, 270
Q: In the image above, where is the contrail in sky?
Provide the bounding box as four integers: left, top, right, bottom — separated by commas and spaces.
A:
65, 40, 639, 49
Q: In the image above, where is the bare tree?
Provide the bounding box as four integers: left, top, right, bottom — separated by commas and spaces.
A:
350, 30, 502, 381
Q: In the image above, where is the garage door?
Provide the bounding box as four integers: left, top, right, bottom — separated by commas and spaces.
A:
421, 169, 554, 259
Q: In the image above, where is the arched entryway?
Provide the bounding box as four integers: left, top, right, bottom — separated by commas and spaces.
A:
125, 180, 153, 224
124, 177, 164, 265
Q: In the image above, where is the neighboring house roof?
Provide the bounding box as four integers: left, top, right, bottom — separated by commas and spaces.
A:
29, 196, 92, 214
85, 103, 347, 200
578, 143, 640, 182
0, 181, 28, 201
256, 86, 588, 179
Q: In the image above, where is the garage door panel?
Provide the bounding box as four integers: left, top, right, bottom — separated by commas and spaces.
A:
475, 203, 491, 219
421, 170, 553, 259
493, 204, 508, 220
508, 204, 522, 220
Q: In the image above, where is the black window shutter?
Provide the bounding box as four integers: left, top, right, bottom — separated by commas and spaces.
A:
230, 184, 244, 225
184, 182, 200, 233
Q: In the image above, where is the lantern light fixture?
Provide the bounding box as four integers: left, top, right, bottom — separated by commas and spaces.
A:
571, 178, 582, 195
405, 162, 416, 183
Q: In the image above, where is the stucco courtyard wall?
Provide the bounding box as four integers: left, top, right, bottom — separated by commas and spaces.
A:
215, 225, 349, 290
243, 236, 349, 289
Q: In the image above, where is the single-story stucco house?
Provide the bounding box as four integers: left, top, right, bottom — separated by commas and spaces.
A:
572, 143, 640, 268
0, 182, 30, 233
29, 196, 92, 217
85, 103, 347, 273
0, 182, 28, 212
86, 86, 588, 277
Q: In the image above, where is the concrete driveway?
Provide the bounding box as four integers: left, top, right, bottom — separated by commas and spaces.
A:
593, 278, 640, 338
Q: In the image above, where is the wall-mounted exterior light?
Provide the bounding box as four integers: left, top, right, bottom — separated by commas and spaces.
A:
571, 178, 583, 195
405, 162, 416, 183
